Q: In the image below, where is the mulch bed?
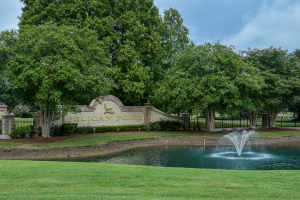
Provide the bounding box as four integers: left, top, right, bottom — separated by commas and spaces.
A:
1, 128, 299, 143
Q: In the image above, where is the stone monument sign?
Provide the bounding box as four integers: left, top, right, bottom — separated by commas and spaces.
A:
51, 95, 183, 127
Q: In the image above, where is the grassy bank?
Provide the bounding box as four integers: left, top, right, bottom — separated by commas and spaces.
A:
0, 131, 300, 148
0, 160, 299, 199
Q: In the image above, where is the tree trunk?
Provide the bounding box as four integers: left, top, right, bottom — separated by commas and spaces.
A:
40, 109, 52, 138
298, 108, 300, 121
248, 109, 259, 129
266, 108, 279, 128
206, 106, 216, 132
20, 113, 22, 118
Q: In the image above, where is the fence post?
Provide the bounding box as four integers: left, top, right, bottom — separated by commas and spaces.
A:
222, 117, 223, 128
144, 101, 151, 125
33, 112, 41, 135
1, 114, 14, 138
181, 111, 190, 130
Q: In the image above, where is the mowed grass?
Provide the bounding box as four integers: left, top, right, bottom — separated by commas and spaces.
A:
0, 131, 300, 148
0, 160, 299, 200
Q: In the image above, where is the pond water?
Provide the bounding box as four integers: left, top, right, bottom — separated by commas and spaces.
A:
72, 144, 300, 170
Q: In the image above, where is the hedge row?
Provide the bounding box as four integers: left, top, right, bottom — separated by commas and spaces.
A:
51, 124, 147, 136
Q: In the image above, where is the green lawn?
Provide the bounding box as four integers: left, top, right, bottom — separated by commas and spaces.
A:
0, 160, 299, 199
1, 131, 300, 148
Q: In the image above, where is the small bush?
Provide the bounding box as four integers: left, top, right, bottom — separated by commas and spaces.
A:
58, 123, 77, 136
149, 119, 181, 131
22, 112, 33, 118
77, 127, 90, 134
10, 125, 34, 138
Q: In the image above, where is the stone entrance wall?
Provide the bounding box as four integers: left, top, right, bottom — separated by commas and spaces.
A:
51, 95, 186, 127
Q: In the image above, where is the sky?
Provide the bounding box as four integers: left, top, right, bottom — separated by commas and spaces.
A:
1, 0, 300, 52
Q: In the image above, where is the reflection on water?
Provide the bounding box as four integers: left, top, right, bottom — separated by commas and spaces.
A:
72, 144, 300, 170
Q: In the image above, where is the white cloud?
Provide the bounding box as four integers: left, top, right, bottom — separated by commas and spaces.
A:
223, 0, 300, 52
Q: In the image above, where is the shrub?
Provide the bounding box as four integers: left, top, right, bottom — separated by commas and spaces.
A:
75, 125, 147, 134
58, 123, 77, 136
150, 119, 181, 131
76, 127, 93, 134
10, 125, 34, 138
21, 112, 33, 118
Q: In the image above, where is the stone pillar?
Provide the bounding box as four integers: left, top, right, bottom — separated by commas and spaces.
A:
33, 113, 41, 134
1, 114, 15, 136
144, 101, 151, 124
181, 111, 190, 130
262, 113, 269, 127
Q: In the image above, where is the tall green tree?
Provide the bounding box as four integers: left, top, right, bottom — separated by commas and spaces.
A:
0, 24, 115, 137
160, 8, 192, 70
244, 46, 300, 127
291, 48, 300, 119
0, 30, 20, 111
152, 42, 263, 131
19, 0, 163, 106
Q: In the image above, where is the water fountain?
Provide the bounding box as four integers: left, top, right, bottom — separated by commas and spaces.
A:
222, 130, 261, 156
213, 130, 268, 160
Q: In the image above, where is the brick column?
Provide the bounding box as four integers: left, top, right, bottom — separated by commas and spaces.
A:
181, 111, 190, 130
262, 113, 269, 127
144, 101, 151, 124
1, 114, 15, 136
33, 112, 41, 134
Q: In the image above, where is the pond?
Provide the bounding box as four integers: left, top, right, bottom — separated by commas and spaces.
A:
70, 144, 300, 170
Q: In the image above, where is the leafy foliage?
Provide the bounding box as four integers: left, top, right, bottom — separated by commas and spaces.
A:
10, 125, 34, 138
12, 105, 30, 117
18, 0, 165, 105
243, 46, 300, 127
0, 24, 115, 137
160, 8, 192, 70
51, 124, 147, 136
153, 42, 263, 131
149, 120, 181, 131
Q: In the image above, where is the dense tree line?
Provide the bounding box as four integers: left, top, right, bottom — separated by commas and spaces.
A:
153, 44, 300, 131
1, 0, 300, 136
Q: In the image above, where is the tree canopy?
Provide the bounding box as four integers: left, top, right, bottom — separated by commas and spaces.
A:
19, 0, 165, 105
0, 24, 115, 137
160, 8, 192, 71
152, 42, 263, 131
243, 46, 300, 127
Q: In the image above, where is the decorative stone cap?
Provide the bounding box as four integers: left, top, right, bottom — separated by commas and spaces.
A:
144, 100, 151, 107
181, 111, 190, 117
1, 114, 14, 117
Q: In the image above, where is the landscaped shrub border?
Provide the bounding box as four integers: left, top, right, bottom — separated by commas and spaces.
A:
49, 119, 182, 136
50, 124, 148, 136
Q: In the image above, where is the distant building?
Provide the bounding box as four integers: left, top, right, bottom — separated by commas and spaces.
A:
0, 102, 8, 116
